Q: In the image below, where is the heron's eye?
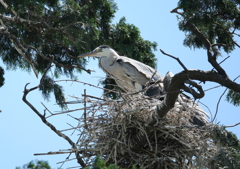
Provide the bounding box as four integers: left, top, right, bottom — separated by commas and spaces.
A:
94, 48, 102, 53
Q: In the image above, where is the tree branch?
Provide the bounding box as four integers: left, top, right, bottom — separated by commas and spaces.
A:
22, 67, 86, 168
212, 87, 228, 123
171, 8, 228, 77
181, 80, 205, 99
0, 4, 91, 75
224, 122, 240, 128
215, 22, 240, 48
155, 69, 240, 118
160, 49, 205, 99
0, 19, 38, 78
160, 49, 188, 71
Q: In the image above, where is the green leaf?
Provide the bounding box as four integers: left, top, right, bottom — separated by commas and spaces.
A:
226, 89, 240, 106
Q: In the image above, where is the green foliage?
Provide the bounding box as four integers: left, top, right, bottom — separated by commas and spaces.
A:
0, 66, 5, 87
212, 126, 239, 148
16, 160, 52, 169
85, 156, 120, 169
210, 126, 240, 168
177, 0, 240, 112
85, 156, 142, 169
178, 0, 240, 53
226, 89, 240, 106
39, 75, 66, 108
0, 0, 116, 105
0, 0, 158, 105
84, 156, 144, 169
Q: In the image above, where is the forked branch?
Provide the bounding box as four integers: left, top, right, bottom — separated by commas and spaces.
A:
22, 64, 86, 168
156, 49, 240, 118
170, 7, 228, 77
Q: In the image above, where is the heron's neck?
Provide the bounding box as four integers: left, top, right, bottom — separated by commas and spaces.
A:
100, 53, 119, 67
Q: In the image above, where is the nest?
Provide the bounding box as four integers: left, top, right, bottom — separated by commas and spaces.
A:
61, 90, 220, 169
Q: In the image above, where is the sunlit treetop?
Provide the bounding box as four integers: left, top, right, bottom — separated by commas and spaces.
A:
178, 0, 240, 53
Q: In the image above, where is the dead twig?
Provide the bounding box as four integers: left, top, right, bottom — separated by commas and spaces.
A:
22, 63, 86, 168
160, 49, 188, 71
212, 75, 240, 123
224, 122, 240, 128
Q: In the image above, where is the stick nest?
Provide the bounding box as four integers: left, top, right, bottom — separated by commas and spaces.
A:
64, 91, 218, 169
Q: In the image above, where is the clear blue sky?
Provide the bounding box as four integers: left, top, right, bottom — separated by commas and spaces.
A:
0, 1, 239, 168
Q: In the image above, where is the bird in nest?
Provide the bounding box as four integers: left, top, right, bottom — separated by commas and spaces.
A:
78, 45, 208, 126
78, 45, 163, 97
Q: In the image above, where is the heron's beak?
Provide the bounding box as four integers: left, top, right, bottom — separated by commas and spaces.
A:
78, 51, 97, 58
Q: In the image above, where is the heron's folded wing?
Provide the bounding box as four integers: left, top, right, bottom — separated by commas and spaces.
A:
118, 56, 162, 83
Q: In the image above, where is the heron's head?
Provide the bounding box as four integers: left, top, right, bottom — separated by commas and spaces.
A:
78, 45, 118, 58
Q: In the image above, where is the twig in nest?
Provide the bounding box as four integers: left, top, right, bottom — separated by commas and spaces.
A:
84, 89, 88, 129
82, 94, 106, 101
54, 79, 118, 94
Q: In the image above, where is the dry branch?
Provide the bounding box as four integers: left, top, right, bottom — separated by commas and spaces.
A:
155, 66, 240, 118
22, 66, 86, 168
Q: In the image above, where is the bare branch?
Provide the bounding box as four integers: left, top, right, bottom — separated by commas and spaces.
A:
217, 56, 230, 66
81, 94, 106, 101
54, 79, 118, 94
181, 80, 205, 99
160, 49, 204, 99
224, 122, 240, 128
41, 102, 53, 116
212, 88, 228, 123
204, 85, 221, 92
34, 151, 74, 156
212, 75, 240, 122
84, 89, 88, 129
160, 49, 188, 71
22, 67, 86, 167
0, 13, 43, 26
155, 69, 240, 118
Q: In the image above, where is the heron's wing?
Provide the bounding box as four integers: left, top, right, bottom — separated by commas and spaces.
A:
118, 56, 162, 83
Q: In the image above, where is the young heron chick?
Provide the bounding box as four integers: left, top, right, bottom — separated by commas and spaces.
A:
78, 45, 163, 96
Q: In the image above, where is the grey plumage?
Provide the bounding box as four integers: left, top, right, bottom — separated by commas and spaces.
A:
78, 45, 208, 126
79, 45, 163, 93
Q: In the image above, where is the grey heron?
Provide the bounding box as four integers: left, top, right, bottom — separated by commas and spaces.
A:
78, 45, 163, 96
78, 45, 208, 126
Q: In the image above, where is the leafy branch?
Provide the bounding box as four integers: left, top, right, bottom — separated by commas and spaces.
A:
22, 63, 86, 168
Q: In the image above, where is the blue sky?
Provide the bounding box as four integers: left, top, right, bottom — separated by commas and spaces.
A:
0, 1, 239, 168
